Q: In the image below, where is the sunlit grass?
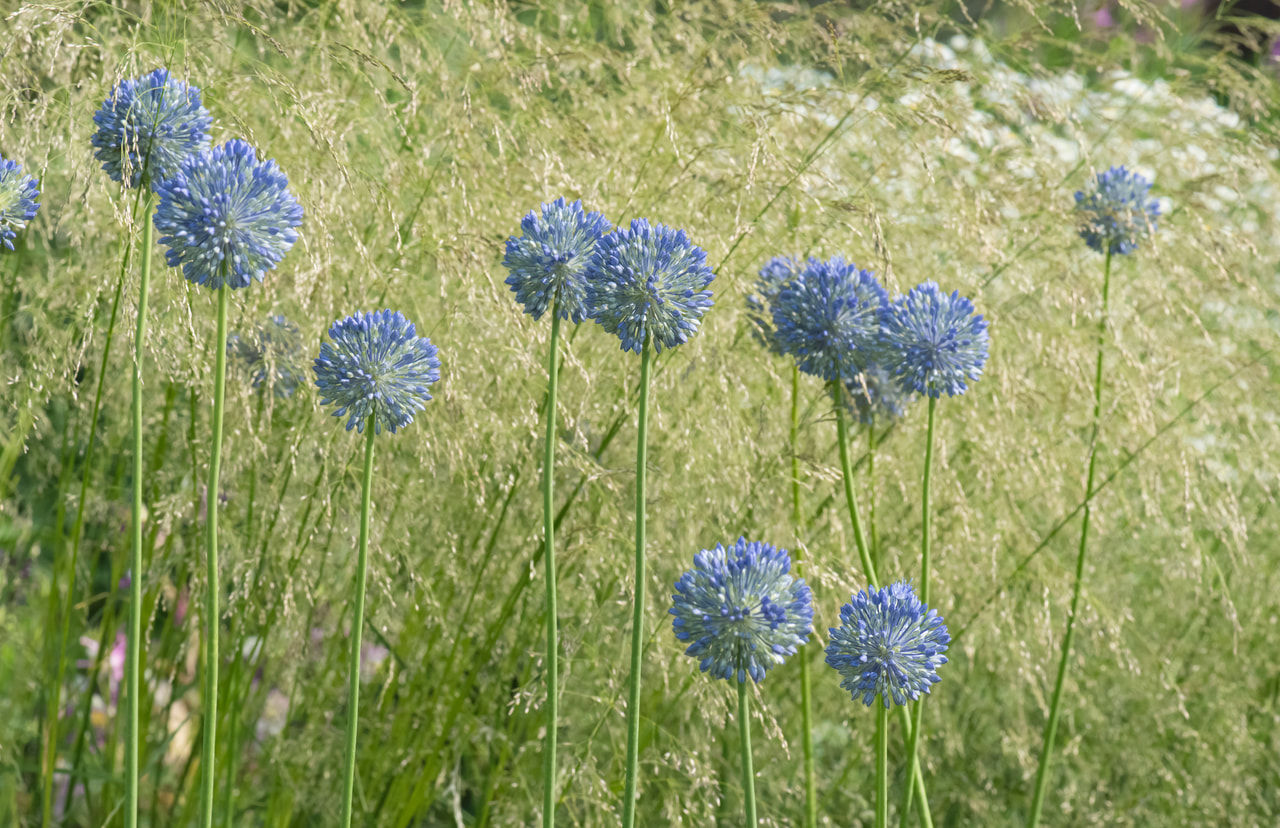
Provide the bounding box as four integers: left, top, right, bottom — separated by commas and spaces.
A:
1, 1, 1278, 825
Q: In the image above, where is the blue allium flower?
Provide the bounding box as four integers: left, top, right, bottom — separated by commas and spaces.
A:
879, 282, 989, 398
0, 156, 39, 251
669, 537, 813, 684
825, 580, 950, 708
587, 218, 715, 354
502, 197, 611, 324
844, 362, 912, 425
228, 315, 305, 398
1074, 166, 1160, 256
746, 255, 801, 354
313, 309, 442, 435
771, 256, 888, 381
90, 69, 213, 190
153, 139, 303, 291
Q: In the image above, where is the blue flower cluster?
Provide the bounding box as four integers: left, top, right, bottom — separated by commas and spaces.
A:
503, 197, 611, 324
228, 315, 306, 398
313, 309, 442, 435
670, 537, 813, 684
153, 139, 304, 291
0, 156, 39, 251
879, 281, 989, 399
1074, 166, 1160, 256
745, 255, 801, 355
91, 69, 212, 190
771, 256, 887, 382
825, 580, 950, 708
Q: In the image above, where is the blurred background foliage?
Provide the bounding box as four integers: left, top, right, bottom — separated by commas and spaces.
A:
0, 0, 1278, 825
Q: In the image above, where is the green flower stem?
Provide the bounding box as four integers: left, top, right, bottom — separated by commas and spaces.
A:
899, 395, 937, 828
738, 681, 758, 827
876, 701, 889, 828
542, 306, 562, 828
342, 412, 378, 828
125, 190, 156, 828
621, 335, 653, 828
41, 197, 138, 828
835, 384, 934, 827
198, 284, 230, 828
1027, 249, 1114, 828
791, 365, 817, 828
868, 424, 879, 573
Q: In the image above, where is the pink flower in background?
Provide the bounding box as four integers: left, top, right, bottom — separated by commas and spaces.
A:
360, 643, 389, 681
1094, 4, 1114, 28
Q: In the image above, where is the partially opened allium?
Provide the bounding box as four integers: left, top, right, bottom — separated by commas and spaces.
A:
313, 309, 441, 435
91, 69, 212, 190
228, 315, 305, 398
502, 197, 611, 323
880, 281, 989, 398
1074, 166, 1160, 256
771, 256, 888, 381
0, 156, 39, 251
825, 580, 950, 708
154, 140, 303, 291
587, 218, 715, 353
845, 362, 912, 424
670, 537, 813, 684
746, 255, 801, 354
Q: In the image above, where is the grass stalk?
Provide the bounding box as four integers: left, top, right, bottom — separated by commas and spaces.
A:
125, 190, 156, 828
341, 413, 378, 827
620, 335, 653, 828
791, 364, 817, 828
899, 396, 937, 828
542, 306, 562, 827
1027, 249, 1113, 828
198, 284, 231, 828
738, 681, 757, 827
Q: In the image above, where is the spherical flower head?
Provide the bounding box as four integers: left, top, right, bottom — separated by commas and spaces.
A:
313, 309, 442, 435
587, 218, 715, 354
880, 281, 989, 399
502, 197, 611, 324
1074, 166, 1160, 256
844, 361, 912, 425
154, 139, 304, 291
771, 256, 888, 381
90, 69, 213, 191
228, 314, 305, 398
746, 255, 801, 355
0, 156, 39, 251
669, 537, 813, 684
825, 580, 950, 708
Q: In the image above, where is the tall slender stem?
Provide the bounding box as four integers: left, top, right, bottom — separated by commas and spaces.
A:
542, 307, 562, 828
868, 424, 879, 573
876, 701, 888, 828
899, 396, 937, 827
125, 191, 156, 828
791, 365, 817, 828
738, 681, 757, 827
341, 413, 378, 827
833, 383, 877, 588
198, 284, 230, 828
621, 336, 652, 828
1027, 249, 1113, 828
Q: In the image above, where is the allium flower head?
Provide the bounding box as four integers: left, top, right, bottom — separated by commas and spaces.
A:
228, 315, 305, 398
313, 309, 441, 435
669, 537, 813, 684
587, 218, 715, 354
771, 256, 888, 381
746, 255, 801, 355
0, 156, 39, 251
90, 69, 212, 190
502, 197, 611, 324
1074, 166, 1160, 256
844, 362, 912, 424
880, 281, 989, 398
154, 139, 303, 291
825, 580, 950, 708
